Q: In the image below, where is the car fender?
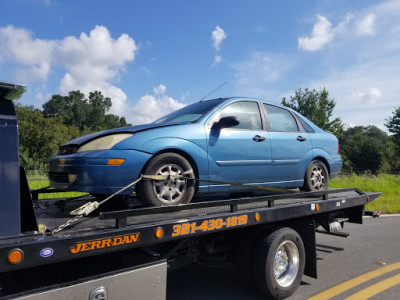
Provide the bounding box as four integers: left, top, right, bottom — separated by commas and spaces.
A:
311, 148, 338, 172
287, 148, 315, 181
136, 137, 209, 184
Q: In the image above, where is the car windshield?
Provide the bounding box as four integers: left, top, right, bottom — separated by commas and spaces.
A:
153, 98, 225, 124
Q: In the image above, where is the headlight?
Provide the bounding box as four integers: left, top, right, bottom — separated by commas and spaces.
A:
77, 133, 133, 153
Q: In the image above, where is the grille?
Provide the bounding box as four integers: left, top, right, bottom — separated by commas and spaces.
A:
48, 172, 69, 183
58, 145, 79, 155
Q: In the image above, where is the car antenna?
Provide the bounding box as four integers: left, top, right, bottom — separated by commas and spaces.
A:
200, 82, 226, 102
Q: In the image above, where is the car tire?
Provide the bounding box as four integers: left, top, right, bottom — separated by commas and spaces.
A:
252, 227, 305, 300
302, 160, 329, 192
136, 152, 196, 206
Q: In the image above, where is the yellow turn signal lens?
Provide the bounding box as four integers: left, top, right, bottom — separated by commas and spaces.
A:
254, 213, 261, 222
7, 249, 24, 264
107, 158, 126, 165
155, 227, 164, 239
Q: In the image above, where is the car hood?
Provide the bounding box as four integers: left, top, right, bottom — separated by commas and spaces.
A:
64, 122, 181, 146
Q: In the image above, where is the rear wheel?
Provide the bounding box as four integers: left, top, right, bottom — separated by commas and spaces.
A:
136, 153, 195, 206
252, 227, 305, 299
302, 160, 329, 191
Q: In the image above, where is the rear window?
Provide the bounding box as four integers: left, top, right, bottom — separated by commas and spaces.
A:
264, 104, 298, 132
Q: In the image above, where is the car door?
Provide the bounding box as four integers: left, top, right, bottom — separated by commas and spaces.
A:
263, 104, 313, 184
206, 101, 272, 189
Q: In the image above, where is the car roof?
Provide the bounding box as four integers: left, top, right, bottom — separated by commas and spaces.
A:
217, 97, 294, 111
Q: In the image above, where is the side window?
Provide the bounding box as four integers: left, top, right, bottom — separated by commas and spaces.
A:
263, 104, 299, 132
219, 101, 262, 130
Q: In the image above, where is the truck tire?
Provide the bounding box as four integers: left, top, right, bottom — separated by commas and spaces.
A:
137, 153, 195, 206
252, 227, 305, 300
302, 160, 329, 191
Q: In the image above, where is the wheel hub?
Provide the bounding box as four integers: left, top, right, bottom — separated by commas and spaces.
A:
311, 167, 325, 190
152, 164, 187, 204
274, 249, 289, 277
273, 241, 300, 288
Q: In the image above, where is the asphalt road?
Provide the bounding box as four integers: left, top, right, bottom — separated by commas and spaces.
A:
167, 215, 400, 300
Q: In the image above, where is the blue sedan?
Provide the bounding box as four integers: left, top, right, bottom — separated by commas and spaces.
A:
49, 97, 342, 206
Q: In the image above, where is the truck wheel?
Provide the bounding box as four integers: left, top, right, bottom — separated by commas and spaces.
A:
137, 153, 195, 206
302, 160, 329, 191
252, 227, 305, 300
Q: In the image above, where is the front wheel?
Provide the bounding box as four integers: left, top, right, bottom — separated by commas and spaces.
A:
252, 227, 305, 299
302, 160, 329, 191
136, 153, 195, 206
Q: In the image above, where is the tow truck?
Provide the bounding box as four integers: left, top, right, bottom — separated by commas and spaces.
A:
0, 81, 381, 299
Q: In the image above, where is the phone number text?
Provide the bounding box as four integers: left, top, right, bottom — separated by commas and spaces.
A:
172, 214, 248, 237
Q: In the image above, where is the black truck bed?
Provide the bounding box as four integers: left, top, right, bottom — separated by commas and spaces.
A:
0, 188, 380, 272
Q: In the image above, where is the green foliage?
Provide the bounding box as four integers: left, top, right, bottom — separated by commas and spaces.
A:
380, 139, 400, 173
386, 106, 400, 155
282, 87, 344, 138
340, 126, 388, 174
43, 90, 130, 132
330, 174, 400, 214
17, 90, 131, 171
16, 105, 80, 170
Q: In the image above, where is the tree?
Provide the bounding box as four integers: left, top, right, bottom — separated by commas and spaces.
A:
16, 105, 80, 170
43, 90, 130, 133
340, 126, 388, 174
386, 106, 400, 154
282, 88, 344, 137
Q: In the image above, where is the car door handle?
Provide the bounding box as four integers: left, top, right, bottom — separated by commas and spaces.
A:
253, 135, 266, 142
297, 136, 307, 142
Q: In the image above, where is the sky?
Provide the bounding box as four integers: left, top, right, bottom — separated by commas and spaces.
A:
1, 0, 399, 130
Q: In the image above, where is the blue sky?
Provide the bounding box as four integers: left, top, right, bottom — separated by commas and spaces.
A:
1, 0, 399, 129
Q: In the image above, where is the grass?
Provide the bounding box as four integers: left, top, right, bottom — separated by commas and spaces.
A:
28, 180, 87, 199
330, 174, 400, 214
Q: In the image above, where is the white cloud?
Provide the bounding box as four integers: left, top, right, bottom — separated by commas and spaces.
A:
34, 85, 51, 107
231, 51, 292, 97
232, 0, 400, 130
56, 26, 137, 115
180, 92, 190, 102
356, 14, 376, 36
305, 55, 399, 129
298, 12, 378, 52
297, 1, 400, 129
0, 25, 54, 81
211, 26, 227, 51
140, 66, 152, 75
0, 25, 137, 116
298, 15, 335, 51
353, 87, 382, 104
212, 55, 222, 66
131, 85, 185, 124
153, 84, 166, 95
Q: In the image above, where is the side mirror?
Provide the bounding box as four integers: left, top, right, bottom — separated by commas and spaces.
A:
214, 116, 240, 129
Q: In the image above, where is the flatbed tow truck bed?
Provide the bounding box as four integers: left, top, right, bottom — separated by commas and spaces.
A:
31, 188, 373, 227
0, 187, 380, 271
32, 188, 374, 230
